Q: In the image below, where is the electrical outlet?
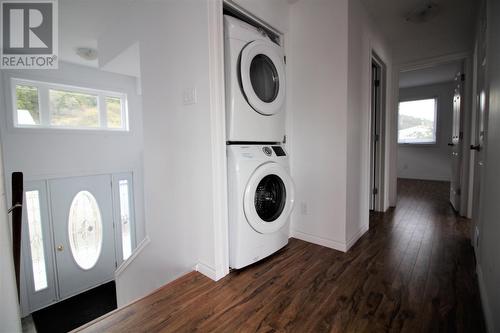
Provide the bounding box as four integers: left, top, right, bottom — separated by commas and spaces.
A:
300, 202, 308, 215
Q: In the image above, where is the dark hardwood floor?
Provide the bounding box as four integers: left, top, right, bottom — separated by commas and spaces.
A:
77, 178, 485, 332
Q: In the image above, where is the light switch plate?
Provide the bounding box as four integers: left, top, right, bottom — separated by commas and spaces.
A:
183, 87, 197, 105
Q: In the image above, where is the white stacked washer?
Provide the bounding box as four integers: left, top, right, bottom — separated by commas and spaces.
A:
227, 145, 294, 269
224, 15, 286, 143
224, 15, 294, 269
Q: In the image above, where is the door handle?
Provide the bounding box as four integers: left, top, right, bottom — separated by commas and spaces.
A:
470, 144, 481, 151
447, 143, 454, 146
57, 245, 64, 252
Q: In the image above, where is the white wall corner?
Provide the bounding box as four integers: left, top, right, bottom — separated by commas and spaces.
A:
195, 262, 218, 281
207, 0, 230, 282
346, 224, 369, 251
290, 229, 347, 252
476, 264, 494, 333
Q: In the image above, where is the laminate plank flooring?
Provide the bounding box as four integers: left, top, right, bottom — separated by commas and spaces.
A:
76, 178, 485, 333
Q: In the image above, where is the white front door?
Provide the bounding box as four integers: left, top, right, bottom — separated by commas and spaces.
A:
50, 175, 116, 299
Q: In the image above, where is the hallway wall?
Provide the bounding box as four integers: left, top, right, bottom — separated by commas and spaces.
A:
397, 82, 454, 181
288, 0, 393, 251
476, 0, 500, 330
288, 0, 349, 250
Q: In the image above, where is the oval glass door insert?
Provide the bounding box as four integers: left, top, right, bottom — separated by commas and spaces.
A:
68, 191, 103, 270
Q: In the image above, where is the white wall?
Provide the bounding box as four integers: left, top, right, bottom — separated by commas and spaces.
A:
101, 0, 219, 305
397, 82, 454, 181
475, 0, 500, 331
346, 0, 394, 244
0, 142, 22, 332
288, 0, 349, 250
287, 0, 392, 251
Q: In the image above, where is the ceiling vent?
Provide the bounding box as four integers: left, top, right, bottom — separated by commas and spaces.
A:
405, 2, 441, 23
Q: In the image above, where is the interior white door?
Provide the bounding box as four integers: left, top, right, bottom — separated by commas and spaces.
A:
471, 8, 488, 248
50, 175, 115, 299
450, 75, 463, 211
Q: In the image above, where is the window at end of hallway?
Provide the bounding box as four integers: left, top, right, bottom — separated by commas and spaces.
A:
398, 98, 437, 144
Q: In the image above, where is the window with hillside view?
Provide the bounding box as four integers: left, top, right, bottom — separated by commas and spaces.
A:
398, 98, 437, 144
13, 79, 128, 131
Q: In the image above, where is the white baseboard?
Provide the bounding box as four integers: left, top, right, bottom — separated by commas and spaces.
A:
290, 230, 347, 252
477, 264, 494, 333
195, 262, 219, 281
346, 225, 369, 251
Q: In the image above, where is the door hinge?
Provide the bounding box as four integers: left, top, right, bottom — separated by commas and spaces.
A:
456, 188, 461, 196
284, 56, 287, 64
115, 261, 118, 268
372, 188, 378, 195
374, 79, 380, 87
374, 134, 380, 142
461, 73, 465, 82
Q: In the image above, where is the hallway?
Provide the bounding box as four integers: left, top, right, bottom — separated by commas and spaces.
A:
77, 179, 485, 332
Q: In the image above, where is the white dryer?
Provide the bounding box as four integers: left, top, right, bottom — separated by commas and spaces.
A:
224, 15, 286, 143
227, 145, 295, 269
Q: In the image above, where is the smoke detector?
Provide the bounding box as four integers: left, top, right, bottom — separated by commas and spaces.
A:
76, 47, 98, 61
405, 2, 441, 23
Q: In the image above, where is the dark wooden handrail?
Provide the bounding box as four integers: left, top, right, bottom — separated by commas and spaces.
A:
10, 172, 23, 301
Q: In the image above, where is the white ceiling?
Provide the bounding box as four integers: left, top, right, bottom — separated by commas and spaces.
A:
360, 0, 478, 62
399, 60, 462, 88
59, 0, 138, 76
360, 0, 478, 44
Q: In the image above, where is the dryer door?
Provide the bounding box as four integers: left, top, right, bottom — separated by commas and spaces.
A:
239, 40, 286, 116
244, 162, 295, 234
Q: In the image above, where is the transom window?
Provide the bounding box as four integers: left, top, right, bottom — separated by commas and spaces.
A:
398, 98, 437, 144
12, 78, 128, 131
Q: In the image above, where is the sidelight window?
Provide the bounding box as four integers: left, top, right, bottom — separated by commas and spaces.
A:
118, 180, 132, 260
25, 190, 48, 291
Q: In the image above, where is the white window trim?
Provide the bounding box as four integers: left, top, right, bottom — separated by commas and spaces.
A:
397, 96, 439, 145
11, 78, 129, 131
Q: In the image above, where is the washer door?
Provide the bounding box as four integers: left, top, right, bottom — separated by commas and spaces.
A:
240, 40, 286, 116
244, 162, 295, 234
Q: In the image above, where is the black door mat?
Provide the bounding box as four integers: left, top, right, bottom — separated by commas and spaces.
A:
32, 281, 117, 333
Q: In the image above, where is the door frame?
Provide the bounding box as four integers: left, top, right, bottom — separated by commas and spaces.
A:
392, 52, 473, 217
370, 52, 387, 212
